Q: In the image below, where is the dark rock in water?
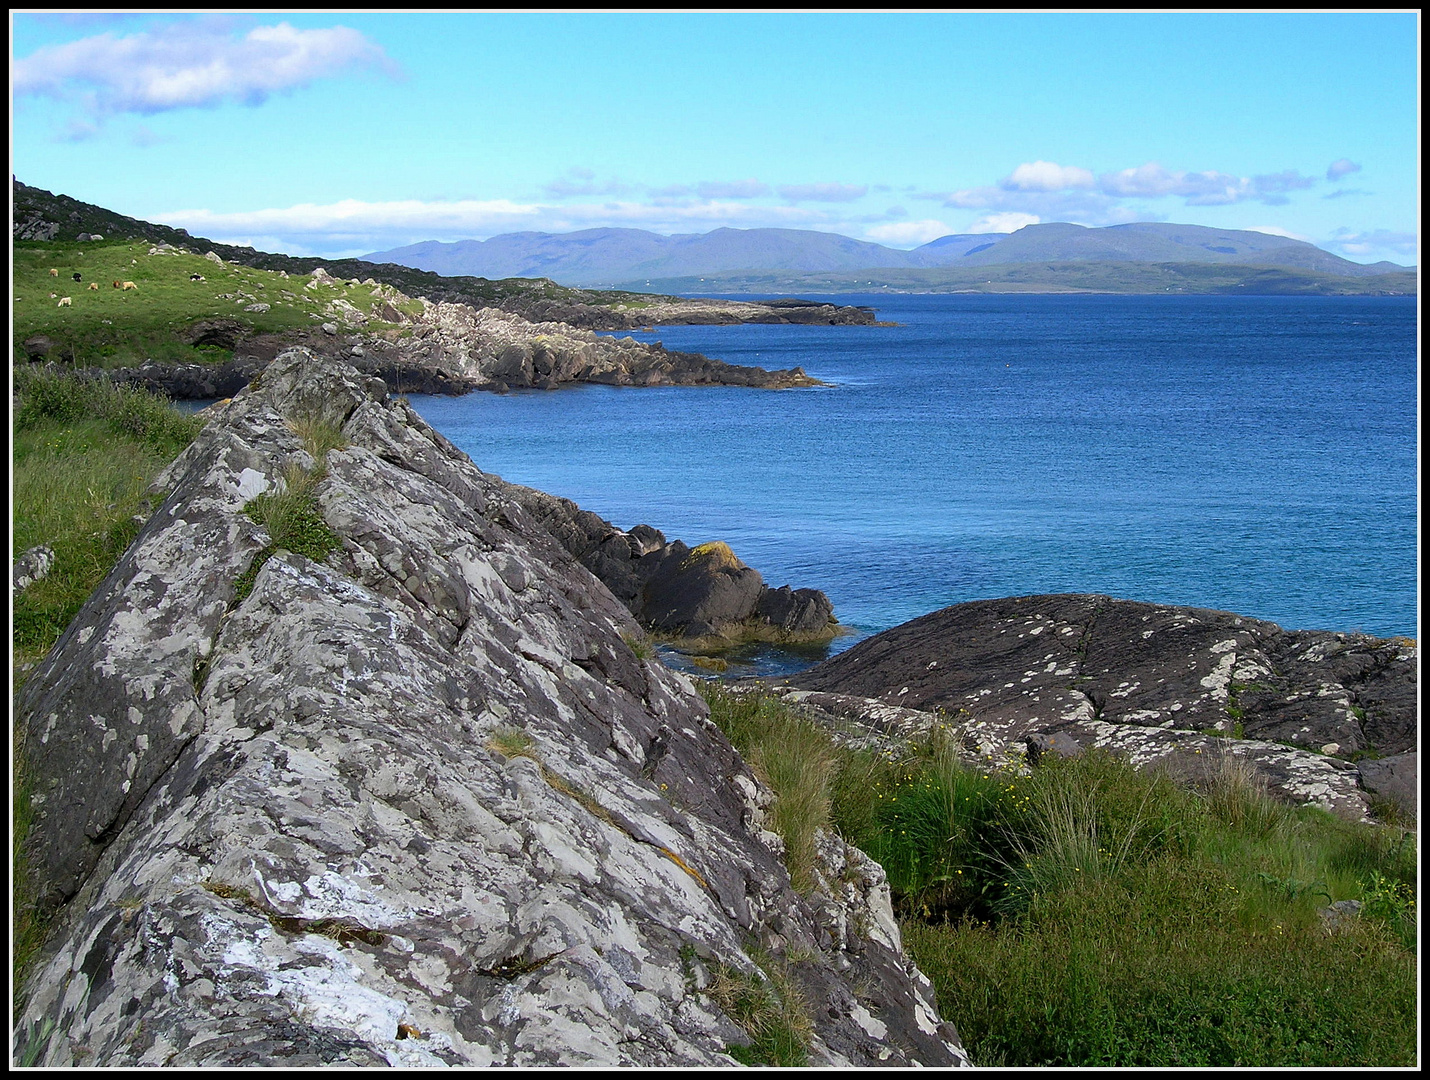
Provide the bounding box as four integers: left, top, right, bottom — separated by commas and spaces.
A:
13, 349, 965, 1067
785, 594, 1416, 821
503, 486, 837, 644
639, 541, 767, 639
758, 585, 836, 634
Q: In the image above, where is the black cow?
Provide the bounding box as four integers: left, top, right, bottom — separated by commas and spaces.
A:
73, 272, 82, 282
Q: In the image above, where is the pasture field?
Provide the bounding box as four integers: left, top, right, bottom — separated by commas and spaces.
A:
12, 239, 422, 368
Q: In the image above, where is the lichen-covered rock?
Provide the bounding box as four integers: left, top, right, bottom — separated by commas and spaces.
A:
784, 595, 1417, 822
14, 349, 967, 1068
13, 544, 55, 592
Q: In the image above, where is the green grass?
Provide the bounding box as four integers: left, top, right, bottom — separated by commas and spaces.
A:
700, 686, 1418, 1067
13, 239, 422, 368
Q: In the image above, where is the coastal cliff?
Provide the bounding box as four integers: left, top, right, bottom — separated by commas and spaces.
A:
13, 350, 966, 1067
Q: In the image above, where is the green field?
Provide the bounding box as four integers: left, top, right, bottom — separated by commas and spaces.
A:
12, 239, 426, 368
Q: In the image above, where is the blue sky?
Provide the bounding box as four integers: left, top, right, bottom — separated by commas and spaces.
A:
10, 11, 1420, 264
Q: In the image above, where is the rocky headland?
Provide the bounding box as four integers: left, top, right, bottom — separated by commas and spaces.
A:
13, 350, 961, 1067
73, 265, 828, 401
773, 594, 1417, 825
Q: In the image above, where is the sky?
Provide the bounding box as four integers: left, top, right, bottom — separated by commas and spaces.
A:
9, 11, 1421, 264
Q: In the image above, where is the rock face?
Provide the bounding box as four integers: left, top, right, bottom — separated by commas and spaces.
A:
14, 350, 966, 1067
503, 488, 837, 643
786, 594, 1417, 823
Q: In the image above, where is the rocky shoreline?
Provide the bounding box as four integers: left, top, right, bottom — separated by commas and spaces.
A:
50, 269, 833, 401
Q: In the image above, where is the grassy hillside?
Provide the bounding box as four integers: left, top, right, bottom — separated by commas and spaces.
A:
620, 260, 1418, 296
12, 238, 422, 367
13, 180, 659, 315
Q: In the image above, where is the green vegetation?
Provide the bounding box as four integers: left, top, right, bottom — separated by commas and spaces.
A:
13, 239, 423, 369
236, 417, 347, 599
709, 947, 813, 1066
627, 260, 1417, 297
699, 684, 1417, 1067
12, 367, 204, 675
12, 368, 205, 1012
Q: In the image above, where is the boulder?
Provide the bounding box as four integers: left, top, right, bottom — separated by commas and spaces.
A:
13, 349, 967, 1068
1357, 752, 1417, 823
13, 544, 55, 592
638, 542, 766, 639
786, 594, 1417, 821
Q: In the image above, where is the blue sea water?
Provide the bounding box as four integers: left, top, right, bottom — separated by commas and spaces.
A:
408, 294, 1418, 663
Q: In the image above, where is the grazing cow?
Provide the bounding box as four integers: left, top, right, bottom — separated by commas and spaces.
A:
113, 281, 122, 288
73, 272, 82, 282
121, 281, 138, 290
189, 273, 205, 281
88, 282, 100, 290
57, 297, 72, 307
48, 268, 58, 276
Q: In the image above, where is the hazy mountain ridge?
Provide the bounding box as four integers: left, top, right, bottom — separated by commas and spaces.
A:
364, 221, 1413, 287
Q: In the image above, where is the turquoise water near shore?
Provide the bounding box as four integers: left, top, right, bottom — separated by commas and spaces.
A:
409, 294, 1418, 661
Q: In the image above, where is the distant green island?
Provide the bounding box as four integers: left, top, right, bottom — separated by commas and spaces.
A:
618, 261, 1417, 297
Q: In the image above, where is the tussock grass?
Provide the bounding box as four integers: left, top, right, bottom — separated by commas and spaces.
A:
699, 685, 836, 892
699, 686, 1418, 1066
709, 946, 813, 1066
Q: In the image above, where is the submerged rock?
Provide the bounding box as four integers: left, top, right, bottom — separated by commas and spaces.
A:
14, 349, 965, 1067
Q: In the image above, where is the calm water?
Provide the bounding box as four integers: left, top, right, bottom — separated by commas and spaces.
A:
409, 294, 1418, 663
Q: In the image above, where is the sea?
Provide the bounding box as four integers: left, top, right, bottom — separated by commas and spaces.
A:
408, 293, 1419, 674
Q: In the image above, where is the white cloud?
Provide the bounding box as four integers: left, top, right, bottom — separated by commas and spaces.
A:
1324, 228, 1418, 264
13, 20, 397, 117
864, 219, 953, 246
777, 182, 869, 202
970, 212, 1040, 234
1001, 161, 1095, 192
1326, 158, 1361, 182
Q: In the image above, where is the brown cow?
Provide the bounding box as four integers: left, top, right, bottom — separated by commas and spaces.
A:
88, 282, 100, 290
48, 268, 58, 276
113, 281, 122, 288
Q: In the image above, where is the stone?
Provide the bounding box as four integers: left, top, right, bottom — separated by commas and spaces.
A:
13, 545, 55, 592
1357, 752, 1417, 823
785, 594, 1418, 822
13, 349, 968, 1068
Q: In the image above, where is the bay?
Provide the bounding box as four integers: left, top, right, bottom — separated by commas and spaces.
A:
408, 294, 1418, 659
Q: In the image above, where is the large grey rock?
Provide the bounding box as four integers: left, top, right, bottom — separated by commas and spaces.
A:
14, 349, 966, 1068
785, 594, 1417, 822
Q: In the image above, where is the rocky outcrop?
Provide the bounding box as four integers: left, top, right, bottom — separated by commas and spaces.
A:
86, 293, 826, 401
577, 297, 879, 329
782, 594, 1417, 823
504, 487, 837, 644
13, 349, 965, 1067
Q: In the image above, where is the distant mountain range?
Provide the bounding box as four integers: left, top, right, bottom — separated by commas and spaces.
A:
363, 222, 1414, 291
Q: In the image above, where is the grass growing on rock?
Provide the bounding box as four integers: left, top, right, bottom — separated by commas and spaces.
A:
699, 684, 1418, 1067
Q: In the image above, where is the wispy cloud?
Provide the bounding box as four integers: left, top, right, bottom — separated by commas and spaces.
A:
1326, 158, 1361, 182
1322, 187, 1370, 200
1243, 225, 1311, 242
14, 20, 399, 119
777, 182, 868, 202
1324, 227, 1418, 263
